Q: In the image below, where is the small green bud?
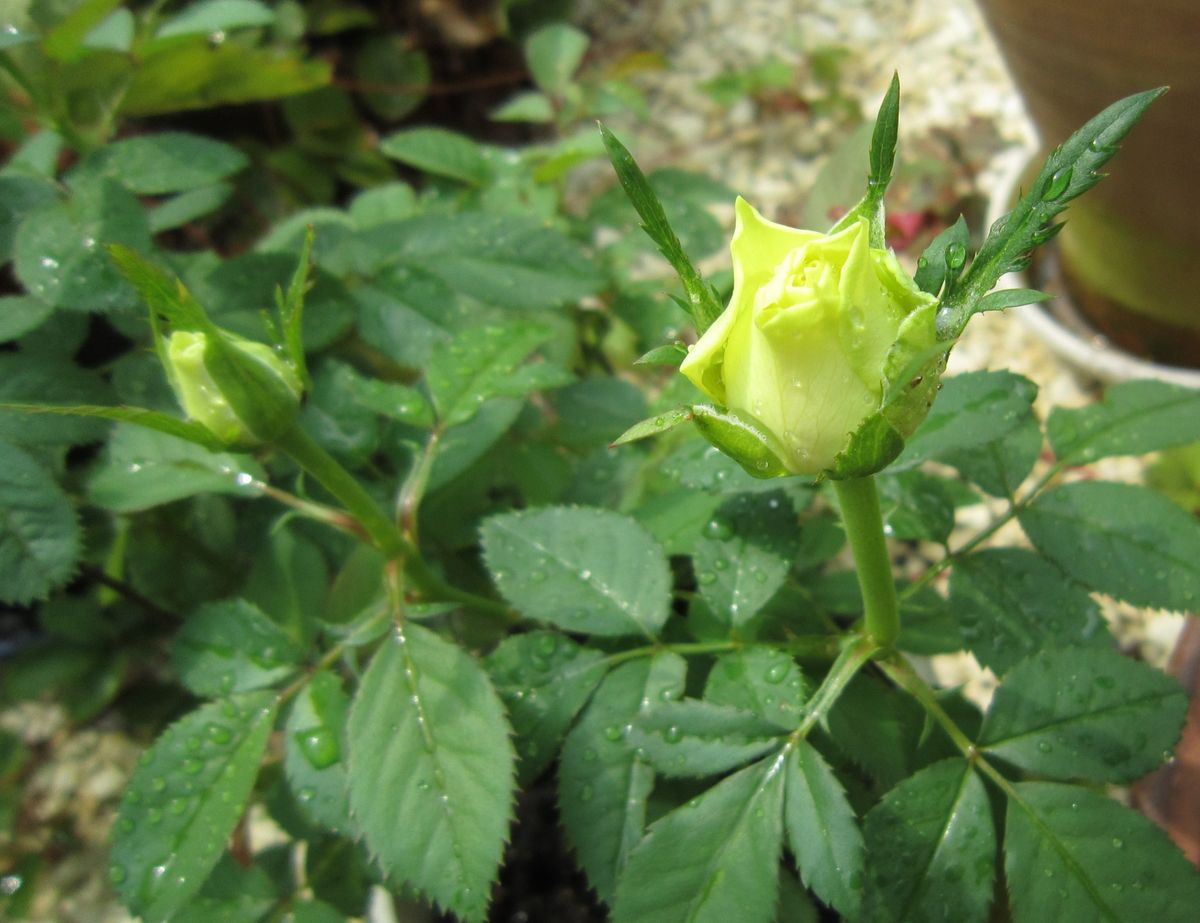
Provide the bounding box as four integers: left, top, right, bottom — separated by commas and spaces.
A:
680, 198, 941, 477
165, 330, 302, 447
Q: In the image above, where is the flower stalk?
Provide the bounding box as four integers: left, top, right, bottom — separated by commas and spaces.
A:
832, 475, 899, 648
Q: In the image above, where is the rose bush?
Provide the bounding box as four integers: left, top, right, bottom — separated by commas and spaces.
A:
680, 198, 941, 476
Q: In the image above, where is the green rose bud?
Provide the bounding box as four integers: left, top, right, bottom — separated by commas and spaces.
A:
166, 330, 302, 447
680, 198, 941, 477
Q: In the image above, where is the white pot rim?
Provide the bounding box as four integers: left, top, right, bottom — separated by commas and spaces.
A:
988, 151, 1200, 390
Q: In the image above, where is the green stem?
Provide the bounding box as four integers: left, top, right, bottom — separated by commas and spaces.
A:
832, 476, 899, 648
275, 424, 407, 558
274, 423, 515, 621
793, 634, 878, 740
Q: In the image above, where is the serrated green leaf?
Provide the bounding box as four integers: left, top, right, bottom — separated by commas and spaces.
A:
88, 424, 265, 512
598, 124, 725, 333
1019, 481, 1200, 611
826, 675, 920, 790
109, 692, 278, 923
0, 355, 115, 447
785, 740, 865, 919
894, 370, 1038, 470
559, 654, 686, 901
913, 216, 969, 296
0, 403, 226, 452
863, 758, 995, 923
13, 177, 150, 311
379, 127, 491, 184
428, 397, 523, 491
950, 549, 1109, 675
610, 406, 693, 447
940, 87, 1166, 338
427, 323, 570, 428
171, 599, 304, 698
627, 699, 783, 779
1048, 379, 1200, 464
694, 489, 800, 626
525, 23, 589, 95
481, 506, 672, 638
81, 132, 249, 195
552, 377, 649, 452
391, 212, 603, 310
0, 441, 80, 605
284, 671, 352, 833
974, 288, 1053, 313
347, 624, 514, 923
940, 401, 1042, 498
485, 631, 608, 786
1004, 782, 1200, 923
704, 648, 808, 731
167, 854, 276, 923
979, 647, 1185, 783
877, 470, 957, 543
611, 755, 786, 923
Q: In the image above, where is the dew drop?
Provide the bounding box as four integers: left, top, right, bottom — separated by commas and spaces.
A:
206, 723, 232, 745
1044, 166, 1073, 200
109, 864, 127, 885
765, 663, 789, 684
294, 728, 341, 770
604, 725, 623, 742
182, 758, 204, 775
1037, 740, 1053, 754
663, 725, 683, 744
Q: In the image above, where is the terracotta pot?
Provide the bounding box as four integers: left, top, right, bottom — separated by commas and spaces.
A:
977, 0, 1200, 366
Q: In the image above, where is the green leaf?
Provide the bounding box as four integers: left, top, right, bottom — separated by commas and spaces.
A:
785, 741, 865, 919
87, 425, 265, 512
863, 758, 995, 923
1019, 481, 1200, 611
978, 647, 1186, 783
610, 756, 786, 923
148, 183, 234, 232
940, 401, 1042, 498
826, 675, 920, 789
392, 212, 603, 310
43, 0, 122, 60
940, 87, 1167, 338
485, 631, 608, 786
491, 91, 555, 123
704, 649, 808, 731
171, 598, 304, 698
379, 127, 491, 185
156, 0, 275, 37
13, 178, 149, 311
121, 40, 330, 115
524, 23, 589, 95
1004, 782, 1200, 923
81, 132, 249, 195
167, 854, 276, 923
427, 323, 570, 428
877, 470, 956, 544
694, 489, 801, 626
634, 342, 689, 367
867, 73, 900, 196
0, 441, 80, 605
428, 397, 523, 490
284, 671, 352, 833
552, 377, 649, 452
974, 288, 1053, 313
627, 699, 783, 779
559, 654, 686, 901
0, 402, 226, 452
894, 370, 1039, 469
950, 549, 1109, 675
347, 624, 514, 923
0, 176, 58, 265
0, 355, 114, 447
913, 215, 969, 297
1048, 379, 1200, 464
0, 297, 54, 343
598, 124, 725, 333
109, 692, 278, 923
356, 35, 430, 121
611, 406, 693, 447
481, 506, 672, 638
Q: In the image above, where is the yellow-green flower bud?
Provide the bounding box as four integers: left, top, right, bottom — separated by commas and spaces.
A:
166, 330, 302, 447
681, 198, 940, 477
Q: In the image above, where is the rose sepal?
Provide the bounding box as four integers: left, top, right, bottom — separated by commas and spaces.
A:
690, 405, 793, 479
